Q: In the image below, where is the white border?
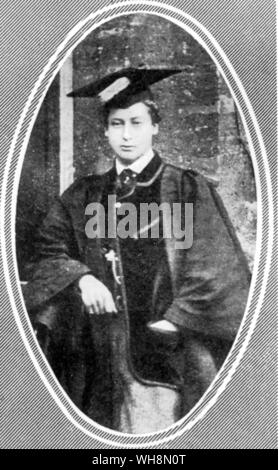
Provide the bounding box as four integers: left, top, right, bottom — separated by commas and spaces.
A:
0, 1, 273, 447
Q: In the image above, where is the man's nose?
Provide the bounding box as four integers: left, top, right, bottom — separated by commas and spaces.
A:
122, 123, 131, 140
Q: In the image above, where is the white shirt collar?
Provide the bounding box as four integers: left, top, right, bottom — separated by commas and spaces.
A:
115, 148, 154, 175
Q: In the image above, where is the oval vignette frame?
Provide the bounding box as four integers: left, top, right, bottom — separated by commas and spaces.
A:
1, 2, 273, 447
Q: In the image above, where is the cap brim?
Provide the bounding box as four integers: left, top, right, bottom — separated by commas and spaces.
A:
67, 67, 182, 98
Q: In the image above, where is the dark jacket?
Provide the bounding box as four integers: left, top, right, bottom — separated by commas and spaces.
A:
23, 162, 251, 432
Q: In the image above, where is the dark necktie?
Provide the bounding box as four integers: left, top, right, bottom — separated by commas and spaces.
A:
116, 168, 138, 199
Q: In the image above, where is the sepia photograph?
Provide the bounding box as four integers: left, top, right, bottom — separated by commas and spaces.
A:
1, 0, 276, 450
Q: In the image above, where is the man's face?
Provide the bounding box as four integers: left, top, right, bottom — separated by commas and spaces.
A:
105, 102, 159, 164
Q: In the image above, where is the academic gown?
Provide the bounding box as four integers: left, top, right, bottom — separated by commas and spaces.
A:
22, 153, 251, 432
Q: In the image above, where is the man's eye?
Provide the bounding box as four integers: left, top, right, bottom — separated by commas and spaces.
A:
132, 121, 141, 126
111, 121, 122, 126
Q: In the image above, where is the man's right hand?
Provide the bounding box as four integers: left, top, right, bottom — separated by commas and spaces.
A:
78, 274, 117, 314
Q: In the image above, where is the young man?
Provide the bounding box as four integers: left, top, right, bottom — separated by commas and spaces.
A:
24, 68, 250, 433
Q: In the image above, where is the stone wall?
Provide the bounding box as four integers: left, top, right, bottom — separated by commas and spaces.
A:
217, 75, 256, 267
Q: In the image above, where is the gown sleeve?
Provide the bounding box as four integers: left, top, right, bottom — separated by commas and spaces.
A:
163, 170, 251, 342
22, 191, 92, 311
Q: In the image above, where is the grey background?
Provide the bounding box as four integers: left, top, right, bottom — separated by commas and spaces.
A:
0, 0, 277, 449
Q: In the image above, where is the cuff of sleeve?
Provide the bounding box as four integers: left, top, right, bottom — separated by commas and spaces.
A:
163, 302, 208, 335
163, 304, 189, 330
23, 264, 92, 311
164, 303, 236, 341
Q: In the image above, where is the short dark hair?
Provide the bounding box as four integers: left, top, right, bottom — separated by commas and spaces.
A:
103, 99, 161, 128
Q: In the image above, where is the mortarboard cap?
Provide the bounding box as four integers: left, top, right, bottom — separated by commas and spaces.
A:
67, 67, 182, 108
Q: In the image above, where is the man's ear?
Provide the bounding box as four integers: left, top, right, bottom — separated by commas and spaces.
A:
104, 128, 108, 137
153, 124, 159, 136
